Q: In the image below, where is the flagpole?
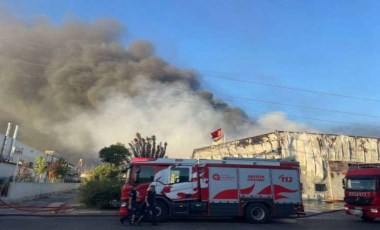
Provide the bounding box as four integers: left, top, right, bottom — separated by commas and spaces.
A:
222, 130, 226, 159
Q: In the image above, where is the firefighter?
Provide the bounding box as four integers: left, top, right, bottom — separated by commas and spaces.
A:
120, 185, 138, 225
136, 185, 158, 225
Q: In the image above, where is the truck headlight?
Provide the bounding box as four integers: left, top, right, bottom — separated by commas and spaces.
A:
120, 201, 127, 207
370, 208, 378, 213
344, 207, 349, 210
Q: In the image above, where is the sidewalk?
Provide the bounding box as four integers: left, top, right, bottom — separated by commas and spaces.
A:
0, 190, 344, 216
0, 189, 117, 216
303, 200, 344, 214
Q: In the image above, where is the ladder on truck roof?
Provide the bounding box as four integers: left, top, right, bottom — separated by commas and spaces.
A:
223, 157, 296, 162
133, 158, 198, 165
199, 157, 296, 166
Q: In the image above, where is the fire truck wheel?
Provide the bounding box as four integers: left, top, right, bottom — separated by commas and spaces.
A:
361, 216, 375, 222
155, 200, 169, 222
245, 203, 269, 224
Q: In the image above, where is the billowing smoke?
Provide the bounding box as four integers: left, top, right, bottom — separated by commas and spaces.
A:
0, 16, 313, 162
255, 112, 316, 132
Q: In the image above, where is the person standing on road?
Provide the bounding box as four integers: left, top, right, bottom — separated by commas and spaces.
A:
136, 185, 158, 225
120, 185, 138, 225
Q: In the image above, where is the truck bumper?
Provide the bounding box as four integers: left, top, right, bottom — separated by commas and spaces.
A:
119, 207, 128, 217
345, 205, 380, 219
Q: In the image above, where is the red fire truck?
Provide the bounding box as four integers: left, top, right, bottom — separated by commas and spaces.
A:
344, 163, 380, 221
119, 157, 304, 223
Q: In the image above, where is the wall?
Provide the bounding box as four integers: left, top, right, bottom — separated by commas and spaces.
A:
192, 131, 380, 200
0, 162, 16, 177
3, 182, 80, 201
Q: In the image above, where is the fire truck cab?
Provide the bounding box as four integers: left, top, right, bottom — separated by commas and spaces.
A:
119, 157, 304, 223
344, 163, 380, 221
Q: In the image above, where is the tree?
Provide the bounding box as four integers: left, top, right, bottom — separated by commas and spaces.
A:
79, 164, 122, 208
34, 156, 47, 182
48, 158, 69, 181
89, 164, 120, 181
99, 143, 130, 166
128, 133, 167, 158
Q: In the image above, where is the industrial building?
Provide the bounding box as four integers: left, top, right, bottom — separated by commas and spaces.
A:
1, 123, 79, 200
192, 131, 380, 200
0, 128, 44, 180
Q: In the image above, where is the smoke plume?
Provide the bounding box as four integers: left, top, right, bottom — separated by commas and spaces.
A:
0, 16, 313, 162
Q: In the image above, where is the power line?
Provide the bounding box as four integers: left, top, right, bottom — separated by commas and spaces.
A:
1, 37, 379, 103
167, 87, 380, 119
2, 62, 380, 120
1, 69, 380, 130
141, 92, 380, 129
216, 93, 380, 118
1, 40, 379, 119
201, 73, 380, 103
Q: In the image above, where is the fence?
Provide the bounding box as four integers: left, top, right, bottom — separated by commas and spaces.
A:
1, 181, 80, 201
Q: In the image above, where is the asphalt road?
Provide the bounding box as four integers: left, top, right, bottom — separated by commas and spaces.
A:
0, 190, 373, 229
0, 215, 379, 230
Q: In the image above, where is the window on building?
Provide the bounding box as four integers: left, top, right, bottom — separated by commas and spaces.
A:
170, 167, 190, 184
315, 183, 327, 192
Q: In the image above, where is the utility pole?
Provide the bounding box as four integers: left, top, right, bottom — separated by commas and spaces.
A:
7, 125, 19, 160
0, 122, 12, 160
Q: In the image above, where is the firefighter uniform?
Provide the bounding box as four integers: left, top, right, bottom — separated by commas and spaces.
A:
120, 188, 137, 225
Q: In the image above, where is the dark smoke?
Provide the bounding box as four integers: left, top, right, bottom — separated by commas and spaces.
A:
0, 16, 266, 162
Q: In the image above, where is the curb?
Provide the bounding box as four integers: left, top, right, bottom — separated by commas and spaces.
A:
0, 210, 345, 218
0, 213, 118, 217
298, 209, 345, 218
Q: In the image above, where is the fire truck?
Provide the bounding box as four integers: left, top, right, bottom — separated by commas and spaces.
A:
343, 163, 380, 221
119, 157, 304, 223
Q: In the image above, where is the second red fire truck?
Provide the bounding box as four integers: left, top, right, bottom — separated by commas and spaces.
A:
344, 163, 380, 221
119, 157, 304, 223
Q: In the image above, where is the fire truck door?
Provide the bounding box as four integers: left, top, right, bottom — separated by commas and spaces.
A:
208, 167, 239, 216
166, 166, 194, 200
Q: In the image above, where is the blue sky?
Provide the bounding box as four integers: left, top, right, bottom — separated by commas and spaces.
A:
3, 0, 380, 134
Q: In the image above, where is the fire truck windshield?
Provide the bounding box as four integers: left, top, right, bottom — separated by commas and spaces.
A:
133, 166, 155, 185
346, 178, 376, 191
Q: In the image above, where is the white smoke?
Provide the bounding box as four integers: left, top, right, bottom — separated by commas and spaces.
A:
254, 112, 318, 134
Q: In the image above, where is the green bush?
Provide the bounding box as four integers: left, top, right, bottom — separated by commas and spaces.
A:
79, 164, 123, 208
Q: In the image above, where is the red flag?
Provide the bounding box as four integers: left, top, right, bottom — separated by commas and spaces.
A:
211, 128, 222, 140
